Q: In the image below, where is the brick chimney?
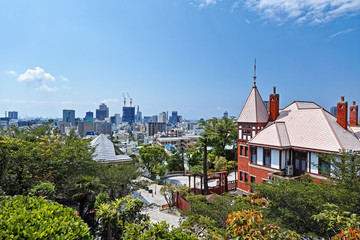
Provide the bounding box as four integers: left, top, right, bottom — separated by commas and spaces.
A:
269, 86, 279, 121
350, 101, 358, 126
337, 96, 348, 129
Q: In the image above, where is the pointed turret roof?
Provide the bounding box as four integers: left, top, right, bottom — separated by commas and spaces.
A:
236, 85, 269, 123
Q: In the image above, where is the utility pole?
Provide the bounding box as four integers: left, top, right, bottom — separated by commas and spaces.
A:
203, 136, 208, 195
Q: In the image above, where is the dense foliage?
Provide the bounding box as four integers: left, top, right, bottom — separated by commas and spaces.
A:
0, 195, 91, 239
255, 152, 360, 239
139, 146, 168, 177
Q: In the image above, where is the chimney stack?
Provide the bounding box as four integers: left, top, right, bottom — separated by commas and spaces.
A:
269, 86, 279, 121
337, 96, 348, 129
350, 101, 358, 126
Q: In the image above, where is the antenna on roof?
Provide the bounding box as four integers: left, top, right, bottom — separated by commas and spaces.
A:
253, 58, 257, 86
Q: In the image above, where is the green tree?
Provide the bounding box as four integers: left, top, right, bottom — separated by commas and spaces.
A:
28, 182, 55, 198
0, 195, 91, 239
139, 146, 169, 177
71, 176, 103, 218
312, 203, 360, 239
96, 195, 148, 239
180, 193, 260, 238
167, 152, 185, 172
225, 209, 301, 240
123, 220, 197, 240
199, 116, 237, 159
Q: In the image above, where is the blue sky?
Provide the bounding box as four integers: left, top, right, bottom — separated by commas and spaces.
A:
0, 0, 359, 120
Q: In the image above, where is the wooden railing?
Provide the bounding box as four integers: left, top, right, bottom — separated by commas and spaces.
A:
173, 191, 190, 211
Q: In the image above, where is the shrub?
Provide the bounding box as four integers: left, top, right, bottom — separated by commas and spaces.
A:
0, 195, 91, 239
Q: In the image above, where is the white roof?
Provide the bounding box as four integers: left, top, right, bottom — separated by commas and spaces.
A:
237, 85, 269, 123
90, 134, 131, 162
249, 101, 360, 153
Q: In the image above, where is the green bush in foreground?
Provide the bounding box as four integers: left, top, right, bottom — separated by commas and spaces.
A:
0, 195, 91, 239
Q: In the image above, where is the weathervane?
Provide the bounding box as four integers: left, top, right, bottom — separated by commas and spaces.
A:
253, 58, 257, 86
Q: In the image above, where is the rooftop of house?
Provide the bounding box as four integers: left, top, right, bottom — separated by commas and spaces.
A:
249, 101, 360, 153
90, 134, 131, 162
236, 85, 269, 123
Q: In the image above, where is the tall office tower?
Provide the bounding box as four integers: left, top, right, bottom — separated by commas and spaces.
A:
63, 109, 75, 123
151, 115, 158, 123
330, 106, 337, 116
122, 106, 135, 125
96, 103, 109, 120
84, 111, 94, 122
135, 105, 142, 122
158, 112, 166, 123
223, 111, 228, 118
111, 114, 121, 125
171, 111, 178, 124
8, 111, 18, 119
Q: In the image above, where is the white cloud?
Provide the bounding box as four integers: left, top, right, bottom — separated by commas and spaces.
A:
5, 70, 18, 76
329, 28, 355, 38
196, 0, 217, 8
59, 75, 69, 82
243, 0, 360, 24
17, 67, 56, 92
101, 98, 119, 103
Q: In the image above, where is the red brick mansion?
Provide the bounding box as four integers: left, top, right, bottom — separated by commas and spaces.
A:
236, 81, 360, 194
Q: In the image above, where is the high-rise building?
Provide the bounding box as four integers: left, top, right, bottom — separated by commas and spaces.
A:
158, 112, 166, 123
135, 105, 142, 122
122, 106, 135, 125
170, 111, 179, 124
63, 109, 75, 123
84, 111, 94, 122
8, 111, 18, 119
110, 114, 121, 126
96, 103, 109, 120
224, 111, 228, 118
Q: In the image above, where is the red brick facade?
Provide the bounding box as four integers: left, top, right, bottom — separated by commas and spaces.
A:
350, 101, 358, 126
269, 87, 279, 121
337, 96, 348, 129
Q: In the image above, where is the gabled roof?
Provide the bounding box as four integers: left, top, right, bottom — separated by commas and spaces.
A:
237, 85, 269, 123
250, 122, 290, 148
249, 101, 360, 153
90, 134, 131, 162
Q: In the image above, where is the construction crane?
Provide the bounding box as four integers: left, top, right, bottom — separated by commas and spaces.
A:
127, 92, 133, 107
123, 93, 126, 107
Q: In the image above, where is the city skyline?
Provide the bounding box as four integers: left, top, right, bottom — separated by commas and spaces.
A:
0, 0, 359, 119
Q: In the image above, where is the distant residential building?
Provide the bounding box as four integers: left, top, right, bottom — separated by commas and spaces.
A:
63, 109, 75, 123
84, 111, 94, 122
95, 121, 112, 135
96, 103, 109, 120
78, 121, 95, 137
122, 107, 135, 125
330, 106, 337, 116
158, 112, 166, 123
148, 122, 166, 136
223, 111, 228, 118
157, 135, 200, 149
8, 111, 18, 119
